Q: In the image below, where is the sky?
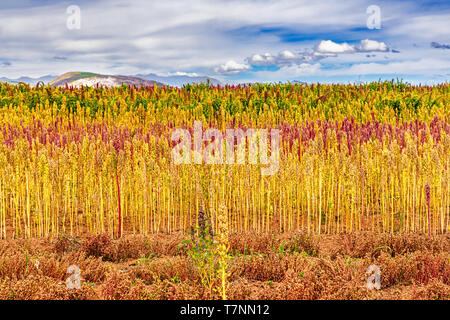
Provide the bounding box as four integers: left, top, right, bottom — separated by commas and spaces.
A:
0, 0, 449, 84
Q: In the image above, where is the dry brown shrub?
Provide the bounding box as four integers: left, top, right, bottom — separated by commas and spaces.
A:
0, 275, 96, 300
101, 271, 151, 300
377, 233, 448, 256
130, 256, 195, 284
277, 231, 319, 256
81, 233, 113, 260
112, 236, 148, 262
231, 253, 286, 282
53, 235, 82, 255
408, 279, 450, 300
278, 256, 367, 299
128, 265, 159, 284
279, 269, 327, 299
323, 281, 371, 300
228, 232, 275, 255
144, 279, 204, 300
144, 233, 188, 256
227, 278, 273, 299
76, 256, 110, 283
41, 250, 109, 283
339, 232, 449, 258
32, 253, 67, 279
0, 251, 31, 280
340, 233, 378, 258
375, 251, 449, 288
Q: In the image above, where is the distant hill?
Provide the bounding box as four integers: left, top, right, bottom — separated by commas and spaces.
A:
49, 72, 165, 87
136, 73, 221, 87
48, 72, 100, 87
1, 71, 221, 88
0, 75, 56, 86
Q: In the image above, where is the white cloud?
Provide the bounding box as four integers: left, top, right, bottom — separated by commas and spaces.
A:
276, 50, 316, 65
278, 50, 296, 59
214, 60, 250, 75
245, 49, 322, 69
315, 39, 388, 54
246, 53, 275, 66
244, 39, 390, 68
358, 39, 388, 52
316, 40, 355, 54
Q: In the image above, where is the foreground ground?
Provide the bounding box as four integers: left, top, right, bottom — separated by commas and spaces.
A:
0, 232, 448, 300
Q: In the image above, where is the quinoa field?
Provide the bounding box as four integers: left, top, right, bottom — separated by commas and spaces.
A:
0, 81, 448, 300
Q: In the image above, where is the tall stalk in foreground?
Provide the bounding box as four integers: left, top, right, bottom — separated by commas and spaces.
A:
216, 204, 230, 300
115, 156, 122, 238
115, 170, 122, 238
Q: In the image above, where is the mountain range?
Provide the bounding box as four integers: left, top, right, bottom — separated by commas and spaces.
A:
48, 72, 165, 88
0, 75, 55, 86
0, 72, 221, 87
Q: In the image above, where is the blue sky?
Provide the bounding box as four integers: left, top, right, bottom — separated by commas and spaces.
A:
0, 0, 449, 84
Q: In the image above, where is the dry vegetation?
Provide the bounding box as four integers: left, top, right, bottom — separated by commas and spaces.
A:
0, 232, 447, 300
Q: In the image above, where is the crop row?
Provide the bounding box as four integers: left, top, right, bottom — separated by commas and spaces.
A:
0, 82, 448, 238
